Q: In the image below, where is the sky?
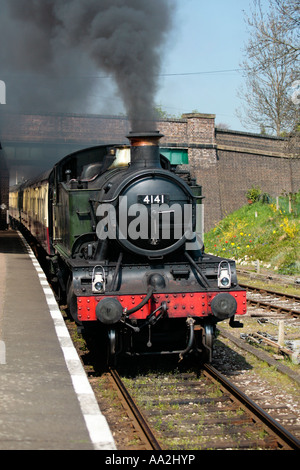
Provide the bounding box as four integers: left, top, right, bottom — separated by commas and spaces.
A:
155, 0, 257, 131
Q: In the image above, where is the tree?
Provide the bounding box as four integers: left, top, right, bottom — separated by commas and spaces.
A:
237, 0, 299, 136
270, 0, 299, 65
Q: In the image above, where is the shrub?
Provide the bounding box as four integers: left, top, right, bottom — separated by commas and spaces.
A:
245, 186, 261, 203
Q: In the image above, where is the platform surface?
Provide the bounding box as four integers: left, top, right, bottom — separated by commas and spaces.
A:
0, 230, 116, 450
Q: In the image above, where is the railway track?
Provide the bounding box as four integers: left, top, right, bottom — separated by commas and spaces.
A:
109, 364, 300, 450
241, 283, 300, 318
109, 368, 162, 450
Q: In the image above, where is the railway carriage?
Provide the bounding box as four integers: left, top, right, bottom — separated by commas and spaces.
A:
10, 171, 52, 253
9, 131, 247, 365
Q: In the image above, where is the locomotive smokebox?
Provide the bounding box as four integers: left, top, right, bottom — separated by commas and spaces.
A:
127, 131, 164, 169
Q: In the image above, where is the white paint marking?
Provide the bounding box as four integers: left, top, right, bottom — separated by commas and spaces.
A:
17, 231, 116, 450
0, 340, 6, 364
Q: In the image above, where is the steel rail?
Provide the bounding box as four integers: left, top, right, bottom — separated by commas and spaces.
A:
109, 368, 162, 450
247, 298, 300, 317
240, 283, 300, 303
203, 363, 300, 450
240, 283, 300, 317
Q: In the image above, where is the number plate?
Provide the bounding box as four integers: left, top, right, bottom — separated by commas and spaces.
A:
138, 194, 170, 205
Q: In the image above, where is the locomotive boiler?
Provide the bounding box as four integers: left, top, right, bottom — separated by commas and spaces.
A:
9, 131, 246, 365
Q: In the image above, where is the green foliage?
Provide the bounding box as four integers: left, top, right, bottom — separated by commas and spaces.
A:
204, 195, 300, 275
245, 185, 262, 203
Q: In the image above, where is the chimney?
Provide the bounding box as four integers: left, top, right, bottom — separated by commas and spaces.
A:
127, 131, 164, 169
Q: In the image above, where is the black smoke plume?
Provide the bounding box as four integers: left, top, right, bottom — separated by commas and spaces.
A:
0, 0, 174, 131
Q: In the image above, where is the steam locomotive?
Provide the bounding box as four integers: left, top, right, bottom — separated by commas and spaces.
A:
9, 131, 246, 365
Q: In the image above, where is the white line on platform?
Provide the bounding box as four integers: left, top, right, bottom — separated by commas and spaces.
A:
17, 231, 116, 451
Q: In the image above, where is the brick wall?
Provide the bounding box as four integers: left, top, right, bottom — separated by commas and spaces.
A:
0, 111, 299, 231
0, 112, 130, 144
215, 128, 300, 224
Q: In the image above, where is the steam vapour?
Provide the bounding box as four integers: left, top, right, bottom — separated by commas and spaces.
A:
0, 0, 173, 131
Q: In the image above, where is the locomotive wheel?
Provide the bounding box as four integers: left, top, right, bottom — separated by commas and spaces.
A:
194, 323, 214, 363
107, 328, 118, 367
202, 324, 214, 363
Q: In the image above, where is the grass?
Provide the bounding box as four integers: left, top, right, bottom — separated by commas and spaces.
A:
204, 196, 300, 275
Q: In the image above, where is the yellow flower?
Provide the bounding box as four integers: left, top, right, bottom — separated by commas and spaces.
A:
231, 242, 235, 246
246, 245, 250, 248
240, 232, 244, 236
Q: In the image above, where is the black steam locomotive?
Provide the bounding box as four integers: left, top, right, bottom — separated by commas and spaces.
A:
9, 131, 246, 364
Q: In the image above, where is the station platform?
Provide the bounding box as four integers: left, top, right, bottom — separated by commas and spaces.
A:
0, 230, 116, 450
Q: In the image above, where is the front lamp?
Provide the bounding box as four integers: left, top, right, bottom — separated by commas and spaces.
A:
218, 260, 231, 289
92, 265, 106, 293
